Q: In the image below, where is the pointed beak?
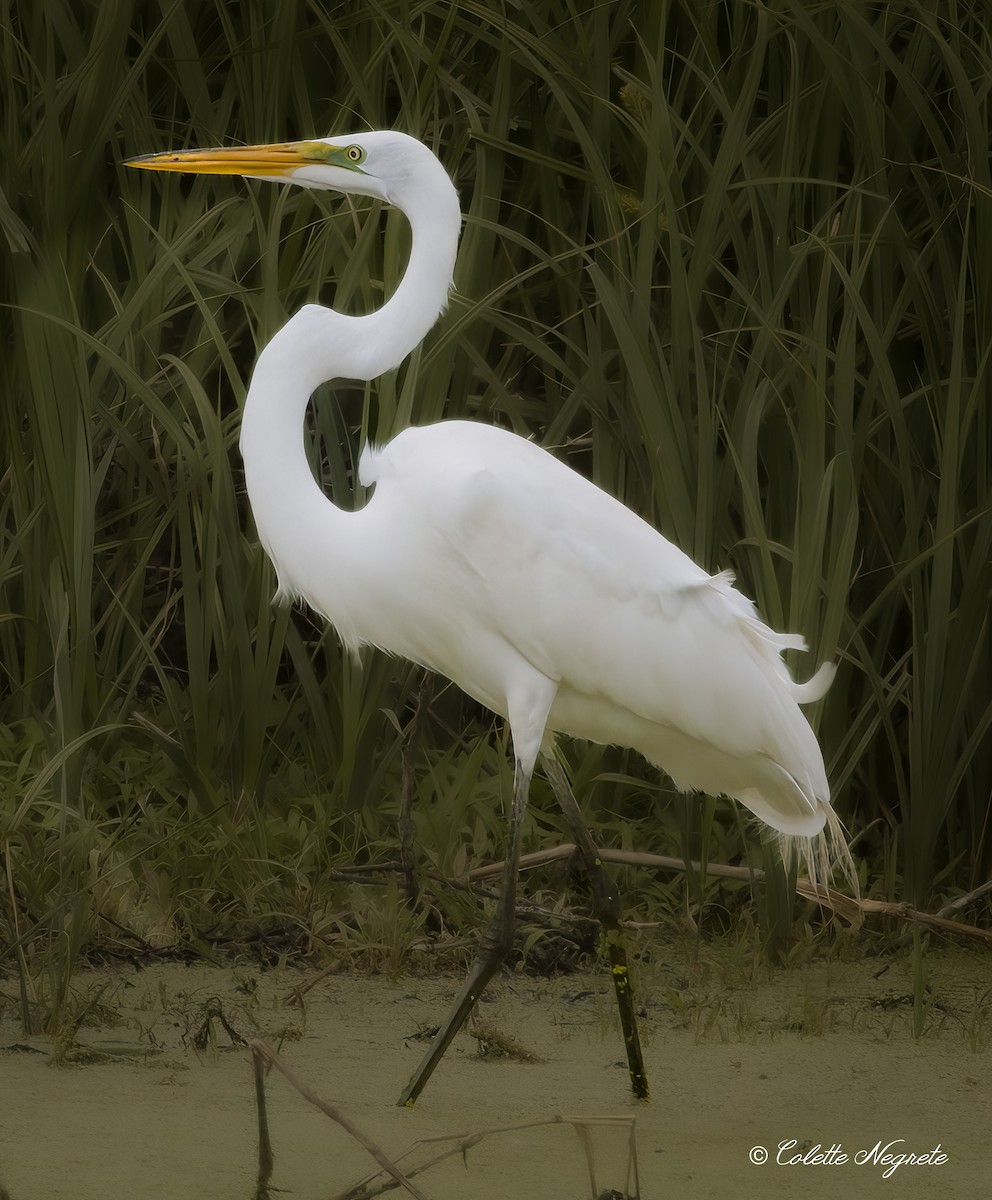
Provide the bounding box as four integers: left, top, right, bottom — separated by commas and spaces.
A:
124, 141, 333, 177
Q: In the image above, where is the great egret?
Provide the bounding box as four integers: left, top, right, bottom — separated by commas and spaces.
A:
128, 130, 853, 1106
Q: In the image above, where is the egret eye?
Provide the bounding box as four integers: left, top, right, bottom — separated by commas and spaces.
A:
345, 145, 365, 163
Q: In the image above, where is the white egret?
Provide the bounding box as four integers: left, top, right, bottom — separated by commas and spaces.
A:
127, 130, 853, 1106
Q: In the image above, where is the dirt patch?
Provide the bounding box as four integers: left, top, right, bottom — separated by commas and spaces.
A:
0, 945, 988, 1198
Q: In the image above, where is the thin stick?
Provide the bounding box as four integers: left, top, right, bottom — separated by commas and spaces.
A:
468, 843, 754, 881
934, 877, 992, 920
570, 1119, 598, 1200
626, 1111, 641, 1199
334, 1114, 638, 1200
851, 899, 992, 941
248, 1040, 430, 1200
284, 958, 340, 1004
252, 1045, 274, 1197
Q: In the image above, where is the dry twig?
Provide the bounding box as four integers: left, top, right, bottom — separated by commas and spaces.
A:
249, 1040, 428, 1200
469, 843, 992, 940
333, 1113, 639, 1200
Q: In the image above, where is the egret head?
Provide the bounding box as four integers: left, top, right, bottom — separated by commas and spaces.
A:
125, 129, 448, 208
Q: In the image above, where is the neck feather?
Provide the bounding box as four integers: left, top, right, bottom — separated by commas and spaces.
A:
238, 158, 460, 610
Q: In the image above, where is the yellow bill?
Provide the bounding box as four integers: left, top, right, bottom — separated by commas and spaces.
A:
125, 140, 359, 177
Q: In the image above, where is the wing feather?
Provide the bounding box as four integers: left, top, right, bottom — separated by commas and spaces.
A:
359, 422, 836, 846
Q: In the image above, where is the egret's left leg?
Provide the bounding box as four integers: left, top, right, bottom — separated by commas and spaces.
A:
396, 748, 533, 1106
397, 678, 554, 1107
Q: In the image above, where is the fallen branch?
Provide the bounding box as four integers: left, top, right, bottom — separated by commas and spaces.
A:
468, 844, 992, 940
333, 1113, 639, 1200
934, 877, 992, 921
248, 1039, 638, 1200
249, 1040, 428, 1200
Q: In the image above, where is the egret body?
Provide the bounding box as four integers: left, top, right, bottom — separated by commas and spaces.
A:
128, 130, 852, 1104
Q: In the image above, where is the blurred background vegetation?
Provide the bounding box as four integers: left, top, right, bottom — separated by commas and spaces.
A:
1, 0, 990, 993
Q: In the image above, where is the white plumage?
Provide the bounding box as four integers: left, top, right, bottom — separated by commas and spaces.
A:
362, 421, 836, 839
128, 129, 854, 1103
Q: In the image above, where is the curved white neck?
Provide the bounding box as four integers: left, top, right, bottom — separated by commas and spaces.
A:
237, 166, 460, 609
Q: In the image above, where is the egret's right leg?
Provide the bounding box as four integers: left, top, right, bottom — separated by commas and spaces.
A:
541, 750, 650, 1100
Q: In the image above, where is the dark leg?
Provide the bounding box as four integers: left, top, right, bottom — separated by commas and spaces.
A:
398, 671, 434, 906
397, 752, 532, 1107
541, 750, 650, 1100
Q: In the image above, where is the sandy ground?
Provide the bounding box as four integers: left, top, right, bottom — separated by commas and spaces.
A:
0, 946, 988, 1199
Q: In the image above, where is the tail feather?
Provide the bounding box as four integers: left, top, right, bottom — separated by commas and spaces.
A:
678, 572, 857, 901
778, 803, 859, 898
789, 661, 837, 705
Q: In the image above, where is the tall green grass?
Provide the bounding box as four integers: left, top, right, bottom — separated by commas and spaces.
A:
1, 0, 989, 984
